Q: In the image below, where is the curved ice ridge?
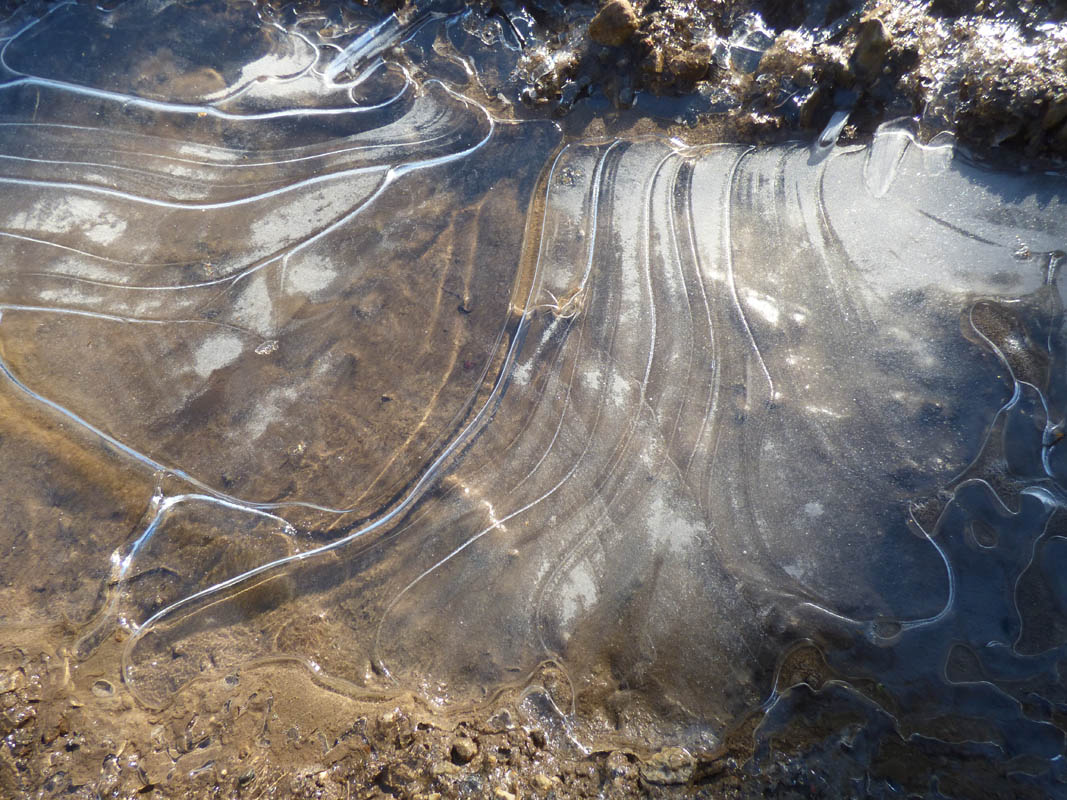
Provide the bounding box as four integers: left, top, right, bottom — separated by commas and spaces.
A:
1, 0, 1067, 781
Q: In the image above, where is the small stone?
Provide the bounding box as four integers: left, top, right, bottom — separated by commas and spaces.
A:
377, 763, 418, 793
850, 18, 891, 80
640, 746, 694, 785
432, 761, 460, 777
450, 736, 478, 765
0, 668, 25, 694
493, 789, 517, 800
589, 0, 639, 48
532, 774, 555, 792
668, 42, 712, 87
140, 750, 174, 785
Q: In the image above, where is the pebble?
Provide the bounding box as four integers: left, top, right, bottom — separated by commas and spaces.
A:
589, 0, 639, 48
532, 773, 555, 791
450, 736, 478, 765
850, 18, 891, 80
639, 746, 695, 785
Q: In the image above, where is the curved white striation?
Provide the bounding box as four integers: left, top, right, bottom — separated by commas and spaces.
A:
1, 0, 1067, 784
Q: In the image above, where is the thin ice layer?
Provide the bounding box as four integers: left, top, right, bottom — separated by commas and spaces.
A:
123, 129, 1067, 761
2, 0, 1067, 773
0, 0, 558, 628
0, 0, 557, 522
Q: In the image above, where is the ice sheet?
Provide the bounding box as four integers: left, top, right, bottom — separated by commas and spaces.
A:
1, 0, 1067, 779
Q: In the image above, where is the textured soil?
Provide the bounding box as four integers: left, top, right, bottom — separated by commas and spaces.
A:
453, 0, 1067, 163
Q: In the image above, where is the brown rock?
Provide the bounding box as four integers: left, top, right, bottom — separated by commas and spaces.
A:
850, 18, 891, 80
377, 762, 418, 794
640, 746, 694, 785
450, 736, 478, 764
589, 0, 639, 48
531, 774, 555, 792
140, 750, 174, 786
668, 43, 712, 88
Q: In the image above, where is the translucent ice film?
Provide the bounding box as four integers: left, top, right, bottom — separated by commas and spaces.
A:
1, 0, 1067, 792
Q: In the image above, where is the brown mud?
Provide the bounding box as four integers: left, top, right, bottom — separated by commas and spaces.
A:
7, 634, 1056, 798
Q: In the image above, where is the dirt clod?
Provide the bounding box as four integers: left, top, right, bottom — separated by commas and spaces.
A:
449, 736, 478, 764
532, 773, 555, 791
639, 746, 695, 785
589, 0, 640, 47
850, 17, 891, 79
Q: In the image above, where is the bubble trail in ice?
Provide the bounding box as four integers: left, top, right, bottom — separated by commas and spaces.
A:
1, 0, 1067, 792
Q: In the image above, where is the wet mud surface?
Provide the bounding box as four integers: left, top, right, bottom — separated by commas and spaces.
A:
2, 1, 1067, 798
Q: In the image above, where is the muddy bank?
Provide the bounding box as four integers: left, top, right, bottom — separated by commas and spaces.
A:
7, 643, 1057, 799
355, 0, 1067, 162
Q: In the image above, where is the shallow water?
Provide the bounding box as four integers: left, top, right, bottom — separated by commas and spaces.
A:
2, 0, 1067, 793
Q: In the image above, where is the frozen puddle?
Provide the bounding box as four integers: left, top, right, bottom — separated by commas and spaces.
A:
1, 0, 1067, 788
